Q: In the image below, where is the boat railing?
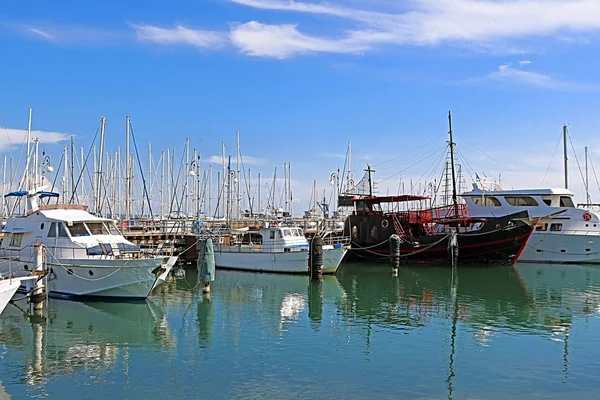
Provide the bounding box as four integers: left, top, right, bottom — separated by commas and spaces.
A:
0, 243, 159, 262
215, 242, 309, 254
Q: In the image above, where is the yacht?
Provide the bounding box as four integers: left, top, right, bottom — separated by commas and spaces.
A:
0, 190, 177, 299
462, 182, 600, 263
214, 225, 349, 274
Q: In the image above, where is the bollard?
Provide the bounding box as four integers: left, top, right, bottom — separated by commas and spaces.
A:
448, 231, 458, 268
198, 239, 215, 294
31, 243, 46, 310
389, 234, 401, 271
309, 235, 323, 281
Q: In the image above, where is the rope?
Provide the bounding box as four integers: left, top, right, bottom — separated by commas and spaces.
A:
45, 247, 125, 282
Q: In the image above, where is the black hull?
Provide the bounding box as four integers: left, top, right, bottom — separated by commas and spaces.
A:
345, 211, 532, 265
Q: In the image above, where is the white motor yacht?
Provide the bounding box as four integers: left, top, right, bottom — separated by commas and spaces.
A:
462, 181, 600, 263
0, 190, 177, 299
214, 225, 349, 274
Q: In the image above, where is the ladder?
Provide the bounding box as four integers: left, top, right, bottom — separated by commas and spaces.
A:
391, 213, 407, 237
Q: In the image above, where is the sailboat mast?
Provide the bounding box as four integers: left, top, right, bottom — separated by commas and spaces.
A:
585, 146, 590, 205
448, 111, 459, 216
26, 108, 32, 191
563, 124, 568, 189
125, 116, 131, 220
96, 116, 106, 215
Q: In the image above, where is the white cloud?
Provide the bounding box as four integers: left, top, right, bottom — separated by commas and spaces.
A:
0, 128, 70, 151
228, 0, 600, 56
230, 21, 371, 58
132, 24, 227, 48
204, 154, 265, 165
478, 62, 595, 91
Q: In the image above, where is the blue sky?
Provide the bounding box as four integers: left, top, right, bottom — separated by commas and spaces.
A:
2, 0, 600, 211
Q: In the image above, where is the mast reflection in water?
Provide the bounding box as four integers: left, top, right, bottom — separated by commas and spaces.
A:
1, 264, 600, 399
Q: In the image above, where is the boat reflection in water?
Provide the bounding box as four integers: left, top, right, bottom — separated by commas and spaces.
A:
0, 299, 173, 397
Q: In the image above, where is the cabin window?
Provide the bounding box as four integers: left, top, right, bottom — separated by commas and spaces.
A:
270, 231, 276, 240
87, 222, 110, 235
69, 222, 90, 237
283, 229, 291, 237
48, 222, 57, 237
550, 223, 563, 232
560, 196, 575, 207
472, 196, 501, 207
57, 223, 69, 238
9, 233, 23, 247
535, 223, 548, 231
292, 229, 301, 237
505, 197, 538, 207
542, 199, 552, 206
356, 201, 371, 212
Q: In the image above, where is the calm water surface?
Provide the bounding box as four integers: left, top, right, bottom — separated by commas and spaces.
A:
1, 263, 600, 399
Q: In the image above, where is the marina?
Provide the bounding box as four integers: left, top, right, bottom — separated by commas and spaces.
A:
3, 1, 600, 397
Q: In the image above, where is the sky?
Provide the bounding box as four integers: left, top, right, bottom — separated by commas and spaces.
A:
2, 0, 600, 214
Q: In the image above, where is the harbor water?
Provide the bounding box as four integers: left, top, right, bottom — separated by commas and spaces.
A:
2, 263, 600, 399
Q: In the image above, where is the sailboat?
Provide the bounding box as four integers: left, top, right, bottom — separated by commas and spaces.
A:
341, 112, 534, 265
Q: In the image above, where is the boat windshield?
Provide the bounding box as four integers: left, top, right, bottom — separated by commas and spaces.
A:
68, 222, 90, 237
292, 229, 301, 237
86, 222, 111, 235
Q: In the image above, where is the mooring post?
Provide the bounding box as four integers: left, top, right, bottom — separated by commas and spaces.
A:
32, 243, 46, 311
448, 231, 458, 268
309, 235, 323, 281
390, 234, 401, 273
198, 238, 215, 294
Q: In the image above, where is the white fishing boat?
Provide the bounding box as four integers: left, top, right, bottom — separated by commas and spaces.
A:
462, 181, 600, 263
0, 189, 177, 299
214, 225, 349, 274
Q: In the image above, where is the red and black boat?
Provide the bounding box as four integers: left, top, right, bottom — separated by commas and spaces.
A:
340, 194, 533, 265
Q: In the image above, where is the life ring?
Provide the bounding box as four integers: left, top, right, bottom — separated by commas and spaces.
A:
583, 212, 593, 222
381, 219, 389, 228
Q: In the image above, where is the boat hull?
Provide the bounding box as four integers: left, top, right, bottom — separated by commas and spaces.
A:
518, 232, 600, 264
345, 212, 532, 265
214, 246, 347, 274
0, 279, 20, 314
0, 257, 172, 300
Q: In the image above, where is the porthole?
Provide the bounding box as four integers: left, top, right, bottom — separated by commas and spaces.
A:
586, 224, 589, 227
24, 265, 29, 270
40, 223, 45, 230
88, 270, 94, 276
560, 249, 566, 253
67, 269, 73, 275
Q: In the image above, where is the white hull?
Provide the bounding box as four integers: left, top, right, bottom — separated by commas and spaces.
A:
519, 232, 600, 264
0, 257, 173, 299
0, 279, 20, 314
215, 246, 347, 274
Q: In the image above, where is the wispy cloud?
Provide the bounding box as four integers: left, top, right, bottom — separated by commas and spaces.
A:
228, 0, 600, 56
132, 24, 227, 49
472, 62, 596, 91
0, 128, 70, 151
28, 27, 54, 40
19, 23, 119, 44
204, 154, 265, 165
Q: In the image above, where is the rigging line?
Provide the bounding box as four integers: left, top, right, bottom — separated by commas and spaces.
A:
412, 147, 448, 194
590, 157, 600, 198
541, 132, 563, 186
378, 146, 447, 185
372, 133, 447, 168
458, 134, 517, 175
129, 122, 154, 218
69, 126, 100, 204
567, 133, 587, 190
454, 147, 477, 182
375, 144, 449, 171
